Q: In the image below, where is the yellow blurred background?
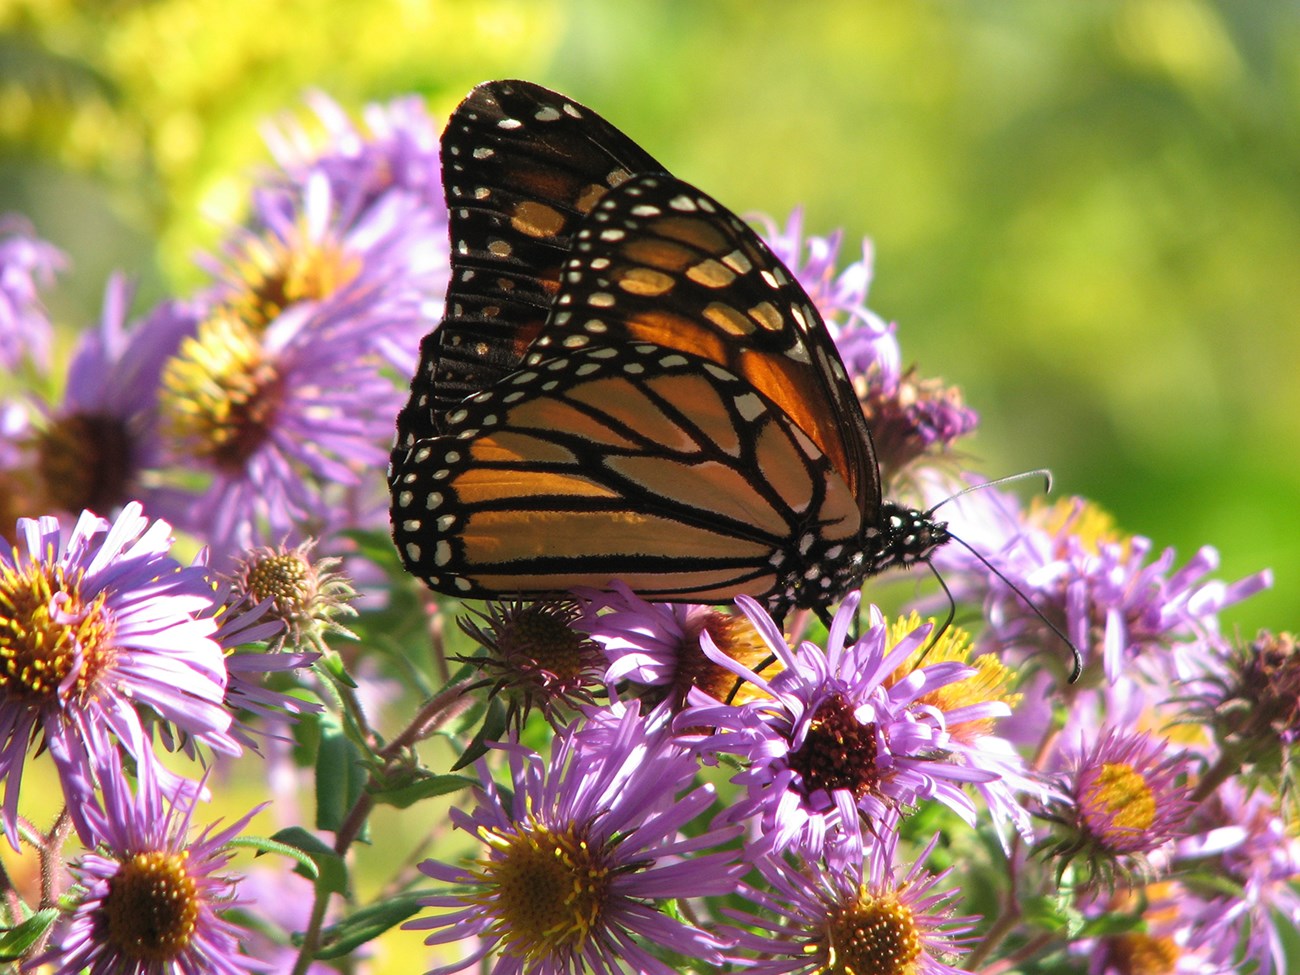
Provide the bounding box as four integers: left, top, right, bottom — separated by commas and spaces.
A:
3, 0, 1297, 968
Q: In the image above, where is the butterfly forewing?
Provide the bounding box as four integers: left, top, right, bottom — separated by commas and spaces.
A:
525, 172, 880, 523
391, 343, 863, 608
398, 80, 668, 447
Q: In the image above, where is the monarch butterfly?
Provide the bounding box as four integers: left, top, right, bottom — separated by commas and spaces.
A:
389, 79, 950, 620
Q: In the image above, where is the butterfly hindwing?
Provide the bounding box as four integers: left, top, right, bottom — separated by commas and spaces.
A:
524, 172, 881, 523
391, 342, 863, 608
397, 80, 669, 448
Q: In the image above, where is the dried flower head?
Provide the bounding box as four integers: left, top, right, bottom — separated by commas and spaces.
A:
459, 600, 607, 728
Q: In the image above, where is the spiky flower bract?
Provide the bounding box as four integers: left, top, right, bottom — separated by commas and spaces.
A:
458, 599, 607, 729
227, 537, 357, 653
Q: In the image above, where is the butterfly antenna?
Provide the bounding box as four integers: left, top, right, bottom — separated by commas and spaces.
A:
910, 561, 958, 669
926, 469, 1053, 517
945, 531, 1083, 683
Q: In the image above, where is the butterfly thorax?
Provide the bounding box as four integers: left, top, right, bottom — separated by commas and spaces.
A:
773, 503, 949, 614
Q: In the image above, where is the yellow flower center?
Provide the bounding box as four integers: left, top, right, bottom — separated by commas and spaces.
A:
469, 819, 611, 961
817, 888, 922, 975
0, 561, 114, 705
104, 850, 200, 963
1109, 931, 1180, 975
884, 614, 1020, 743
1028, 497, 1126, 558
680, 611, 774, 707
245, 551, 313, 621
159, 313, 282, 474
1081, 762, 1156, 838
223, 231, 361, 332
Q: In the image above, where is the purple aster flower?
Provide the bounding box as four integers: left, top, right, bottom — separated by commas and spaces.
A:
36, 755, 264, 975
216, 168, 445, 373
1179, 780, 1300, 975
575, 581, 778, 711
261, 91, 443, 216
0, 214, 66, 372
758, 209, 887, 333
1041, 728, 1196, 887
154, 291, 403, 560
407, 702, 744, 975
723, 832, 978, 975
933, 492, 1273, 687
20, 275, 200, 521
679, 594, 1006, 864
1079, 881, 1232, 975
880, 612, 1049, 846
243, 95, 448, 378
0, 502, 236, 846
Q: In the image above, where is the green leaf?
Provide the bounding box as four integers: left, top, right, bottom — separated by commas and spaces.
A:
314, 891, 430, 958
451, 695, 508, 771
1020, 893, 1077, 933
368, 772, 478, 809
315, 713, 368, 835
0, 909, 59, 961
269, 827, 350, 895
1077, 911, 1145, 939
320, 648, 359, 688
230, 834, 326, 877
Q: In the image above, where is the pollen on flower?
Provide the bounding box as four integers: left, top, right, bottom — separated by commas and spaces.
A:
222, 229, 362, 331
821, 889, 922, 975
1028, 497, 1127, 558
680, 610, 773, 706
159, 313, 283, 474
1080, 763, 1157, 840
103, 850, 200, 963
467, 819, 610, 960
884, 613, 1020, 742
0, 561, 114, 704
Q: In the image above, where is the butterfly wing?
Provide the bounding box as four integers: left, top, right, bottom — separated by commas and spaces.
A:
526, 172, 881, 524
391, 343, 862, 608
397, 79, 667, 445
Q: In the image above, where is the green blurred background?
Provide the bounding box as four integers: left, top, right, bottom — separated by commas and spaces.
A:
2, 0, 1296, 969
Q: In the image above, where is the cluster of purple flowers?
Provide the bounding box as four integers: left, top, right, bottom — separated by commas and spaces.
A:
0, 87, 1292, 975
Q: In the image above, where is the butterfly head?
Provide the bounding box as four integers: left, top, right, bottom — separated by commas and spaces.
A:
862, 502, 951, 575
